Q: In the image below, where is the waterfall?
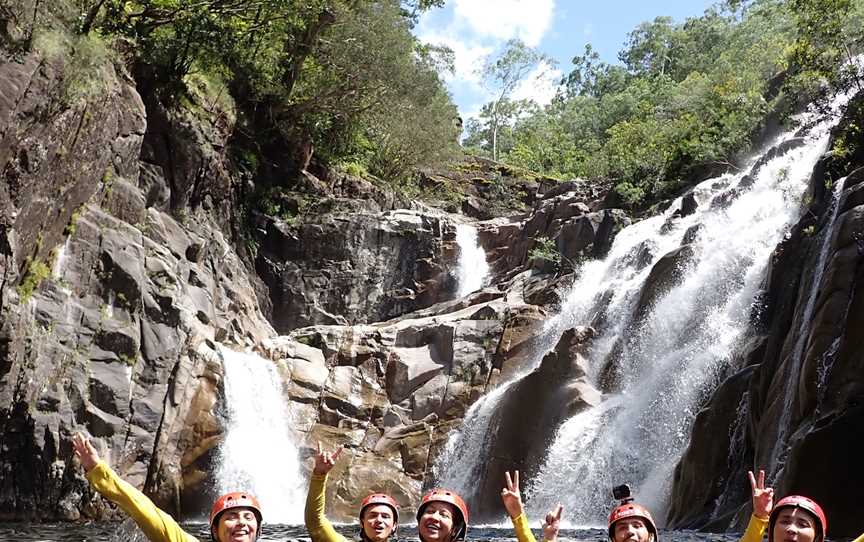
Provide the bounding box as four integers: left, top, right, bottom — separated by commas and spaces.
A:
215, 346, 306, 524
525, 101, 849, 524
455, 223, 489, 297
431, 90, 855, 525
435, 382, 514, 498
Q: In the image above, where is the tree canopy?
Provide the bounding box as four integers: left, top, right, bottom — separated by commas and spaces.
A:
7, 0, 460, 183
464, 0, 864, 207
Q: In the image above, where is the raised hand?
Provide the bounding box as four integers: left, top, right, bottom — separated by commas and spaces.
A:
313, 441, 343, 475
72, 433, 100, 473
542, 504, 564, 542
501, 470, 524, 519
748, 469, 774, 519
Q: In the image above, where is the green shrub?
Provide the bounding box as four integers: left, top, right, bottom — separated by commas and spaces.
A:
17, 258, 51, 303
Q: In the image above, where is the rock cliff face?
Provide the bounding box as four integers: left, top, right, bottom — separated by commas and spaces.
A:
0, 31, 622, 522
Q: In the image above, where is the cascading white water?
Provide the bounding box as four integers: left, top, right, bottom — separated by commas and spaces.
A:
455, 223, 490, 297
435, 381, 514, 498
525, 100, 850, 525
215, 346, 306, 524
53, 237, 70, 280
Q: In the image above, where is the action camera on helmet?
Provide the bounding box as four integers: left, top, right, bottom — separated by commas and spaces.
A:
612, 484, 633, 503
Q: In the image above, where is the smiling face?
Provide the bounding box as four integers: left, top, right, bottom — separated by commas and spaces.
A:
772, 508, 817, 542
612, 517, 653, 542
361, 504, 397, 542
215, 508, 258, 542
418, 501, 458, 542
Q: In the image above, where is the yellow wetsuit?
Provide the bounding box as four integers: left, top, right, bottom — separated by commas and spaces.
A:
86, 461, 199, 542
739, 514, 768, 542
511, 512, 765, 542
510, 512, 538, 542
305, 472, 350, 542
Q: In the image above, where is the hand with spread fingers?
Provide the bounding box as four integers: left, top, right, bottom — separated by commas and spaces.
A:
313, 441, 343, 476
71, 432, 100, 473
501, 470, 524, 519
542, 504, 564, 542
748, 468, 774, 519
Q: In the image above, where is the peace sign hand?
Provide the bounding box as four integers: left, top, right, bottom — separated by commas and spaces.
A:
501, 470, 524, 519
313, 442, 343, 475
748, 469, 774, 519
542, 504, 564, 542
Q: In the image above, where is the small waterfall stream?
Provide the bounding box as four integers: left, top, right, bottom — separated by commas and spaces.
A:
435, 381, 515, 498
768, 176, 847, 478
435, 93, 853, 525
215, 346, 305, 523
455, 223, 490, 297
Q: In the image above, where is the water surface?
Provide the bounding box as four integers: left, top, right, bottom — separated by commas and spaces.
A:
0, 523, 742, 542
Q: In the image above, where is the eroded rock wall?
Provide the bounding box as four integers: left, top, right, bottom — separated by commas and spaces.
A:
0, 14, 629, 524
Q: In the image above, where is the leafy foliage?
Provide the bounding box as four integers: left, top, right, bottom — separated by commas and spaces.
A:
475, 39, 554, 161
31, 0, 460, 183
465, 0, 864, 208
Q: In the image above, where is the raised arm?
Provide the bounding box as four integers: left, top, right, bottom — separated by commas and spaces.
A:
502, 470, 538, 542
740, 469, 773, 542
502, 471, 561, 542
72, 433, 197, 542
749, 469, 773, 519
305, 442, 347, 542
542, 504, 563, 542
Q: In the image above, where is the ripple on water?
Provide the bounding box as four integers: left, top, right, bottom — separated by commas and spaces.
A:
0, 523, 745, 542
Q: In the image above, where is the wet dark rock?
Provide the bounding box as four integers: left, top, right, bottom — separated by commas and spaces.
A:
464, 327, 600, 521
750, 137, 807, 176
256, 210, 452, 332
668, 365, 756, 530
710, 188, 742, 210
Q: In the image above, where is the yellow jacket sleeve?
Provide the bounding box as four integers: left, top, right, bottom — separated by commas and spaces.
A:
740, 514, 769, 542
511, 512, 539, 542
86, 461, 198, 542
851, 533, 864, 542
305, 472, 349, 542
510, 512, 537, 542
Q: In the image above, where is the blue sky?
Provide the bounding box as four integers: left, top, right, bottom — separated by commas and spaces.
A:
415, 0, 719, 120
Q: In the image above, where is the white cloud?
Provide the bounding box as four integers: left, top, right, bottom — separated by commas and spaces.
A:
452, 0, 555, 47
415, 1, 557, 118
417, 28, 492, 87
512, 62, 562, 106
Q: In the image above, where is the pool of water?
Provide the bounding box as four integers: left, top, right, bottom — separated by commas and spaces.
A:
0, 522, 742, 542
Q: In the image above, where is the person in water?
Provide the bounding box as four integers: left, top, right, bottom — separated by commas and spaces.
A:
72, 433, 262, 542
500, 470, 563, 542
415, 486, 470, 542
739, 469, 827, 542
605, 488, 658, 542
305, 443, 400, 542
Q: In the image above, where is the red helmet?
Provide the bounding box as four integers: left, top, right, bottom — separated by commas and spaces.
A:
360, 493, 400, 523
769, 495, 827, 542
209, 492, 263, 541
608, 502, 658, 541
416, 489, 469, 541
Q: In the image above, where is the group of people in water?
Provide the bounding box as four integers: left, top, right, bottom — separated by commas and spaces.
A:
71, 433, 849, 542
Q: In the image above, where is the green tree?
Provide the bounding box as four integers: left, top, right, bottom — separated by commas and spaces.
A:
786, 0, 862, 99
563, 43, 628, 98
479, 39, 553, 160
